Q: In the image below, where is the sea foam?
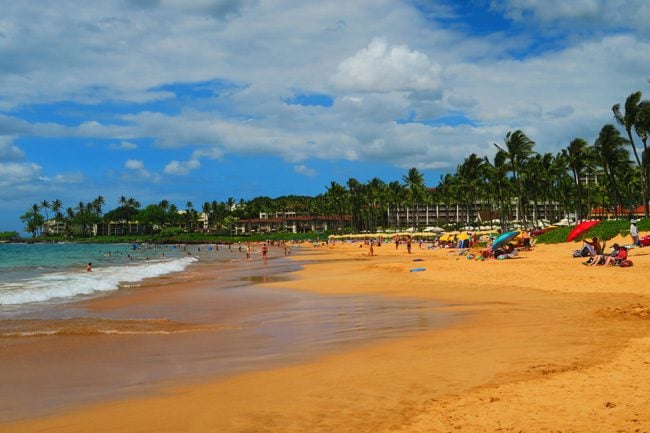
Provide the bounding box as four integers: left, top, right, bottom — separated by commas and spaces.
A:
0, 256, 198, 305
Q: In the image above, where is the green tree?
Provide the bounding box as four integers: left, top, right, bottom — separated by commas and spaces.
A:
594, 124, 630, 214
402, 167, 426, 230
20, 207, 44, 237
613, 92, 648, 216
494, 130, 535, 227
326, 181, 349, 230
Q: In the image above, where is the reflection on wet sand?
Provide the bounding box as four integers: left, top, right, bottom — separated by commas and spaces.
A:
0, 250, 454, 422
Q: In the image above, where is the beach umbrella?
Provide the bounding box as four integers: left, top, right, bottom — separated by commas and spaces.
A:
566, 220, 600, 242
491, 231, 519, 251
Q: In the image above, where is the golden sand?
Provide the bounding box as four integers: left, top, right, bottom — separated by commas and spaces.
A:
4, 235, 650, 432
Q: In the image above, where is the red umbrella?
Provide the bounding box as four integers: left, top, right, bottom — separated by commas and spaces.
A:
566, 220, 600, 242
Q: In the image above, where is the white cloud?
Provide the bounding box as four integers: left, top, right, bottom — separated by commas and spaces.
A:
0, 137, 25, 161
125, 159, 145, 170
293, 164, 316, 177
491, 0, 650, 35
1, 0, 649, 197
332, 38, 443, 92
108, 140, 138, 150
164, 159, 201, 175
0, 162, 43, 192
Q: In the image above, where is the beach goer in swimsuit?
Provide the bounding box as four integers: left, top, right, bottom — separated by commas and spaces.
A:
603, 245, 627, 266
589, 243, 620, 266
498, 243, 518, 259
86, 262, 92, 272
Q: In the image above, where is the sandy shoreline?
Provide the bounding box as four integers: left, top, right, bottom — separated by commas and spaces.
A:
3, 238, 650, 432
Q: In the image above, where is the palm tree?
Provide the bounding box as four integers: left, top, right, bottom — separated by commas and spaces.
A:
613, 92, 648, 216
402, 167, 426, 230
40, 200, 50, 222
437, 173, 457, 226
347, 178, 363, 232
51, 199, 63, 220
635, 100, 650, 216
386, 181, 405, 230
562, 138, 591, 220
456, 154, 485, 225
367, 177, 386, 232
92, 195, 105, 217
126, 197, 140, 209
494, 130, 535, 227
326, 181, 348, 230
484, 151, 514, 229
594, 124, 630, 214
21, 207, 44, 237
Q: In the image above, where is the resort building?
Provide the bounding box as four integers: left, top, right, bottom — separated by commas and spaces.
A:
235, 212, 350, 235
41, 220, 67, 235
387, 201, 563, 229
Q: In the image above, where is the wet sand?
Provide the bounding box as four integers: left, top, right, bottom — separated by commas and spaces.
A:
3, 237, 650, 432
0, 246, 452, 423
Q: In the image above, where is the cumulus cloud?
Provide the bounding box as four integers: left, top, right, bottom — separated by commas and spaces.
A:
0, 162, 43, 189
164, 159, 201, 175
125, 159, 145, 170
0, 137, 25, 161
122, 158, 161, 182
1, 0, 650, 211
332, 38, 443, 92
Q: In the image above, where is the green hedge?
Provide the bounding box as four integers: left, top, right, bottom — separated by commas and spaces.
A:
536, 218, 647, 244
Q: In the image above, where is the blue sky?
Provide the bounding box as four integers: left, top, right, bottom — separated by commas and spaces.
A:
2, 0, 650, 232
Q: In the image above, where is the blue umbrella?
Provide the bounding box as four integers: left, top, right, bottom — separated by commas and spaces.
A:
491, 231, 519, 251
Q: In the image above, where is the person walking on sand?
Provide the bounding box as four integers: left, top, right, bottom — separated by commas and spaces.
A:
630, 219, 639, 246
406, 236, 412, 254
368, 240, 374, 256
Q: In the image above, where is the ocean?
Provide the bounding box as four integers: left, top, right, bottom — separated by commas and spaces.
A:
0, 242, 198, 308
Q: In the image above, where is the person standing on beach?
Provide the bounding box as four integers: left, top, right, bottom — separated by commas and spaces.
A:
246, 242, 251, 260
630, 219, 639, 246
261, 243, 268, 263
406, 236, 412, 254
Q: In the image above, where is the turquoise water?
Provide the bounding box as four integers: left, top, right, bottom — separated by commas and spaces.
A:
0, 243, 198, 306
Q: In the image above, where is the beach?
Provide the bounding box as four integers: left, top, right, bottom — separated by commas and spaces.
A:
2, 238, 650, 432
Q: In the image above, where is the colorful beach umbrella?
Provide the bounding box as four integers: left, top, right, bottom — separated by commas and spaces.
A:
566, 220, 600, 242
491, 231, 519, 251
